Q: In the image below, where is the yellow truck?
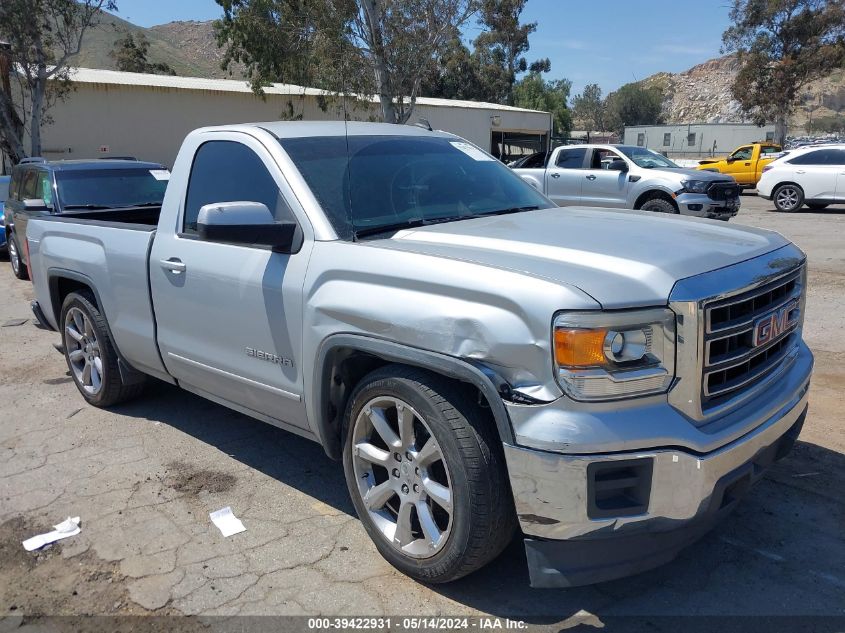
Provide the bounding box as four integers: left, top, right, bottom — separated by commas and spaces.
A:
696, 142, 783, 187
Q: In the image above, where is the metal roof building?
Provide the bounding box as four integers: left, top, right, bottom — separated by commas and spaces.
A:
16, 67, 552, 167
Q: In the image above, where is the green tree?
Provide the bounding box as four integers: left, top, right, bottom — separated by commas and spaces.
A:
723, 0, 845, 145
0, 0, 116, 162
473, 0, 548, 105
604, 82, 664, 135
513, 71, 572, 135
571, 83, 605, 140
110, 33, 176, 76
422, 29, 485, 100
215, 0, 476, 124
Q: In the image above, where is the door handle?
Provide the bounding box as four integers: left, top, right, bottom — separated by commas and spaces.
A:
586, 175, 597, 180
160, 258, 186, 274
550, 173, 561, 178
744, 162, 751, 166
795, 170, 806, 174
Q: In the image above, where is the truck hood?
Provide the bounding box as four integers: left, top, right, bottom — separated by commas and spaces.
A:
652, 166, 731, 180
369, 207, 790, 308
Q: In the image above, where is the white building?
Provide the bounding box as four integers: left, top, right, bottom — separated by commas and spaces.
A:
623, 123, 778, 158
8, 67, 551, 168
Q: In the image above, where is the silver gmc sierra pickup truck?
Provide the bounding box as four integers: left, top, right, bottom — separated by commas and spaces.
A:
26, 122, 813, 588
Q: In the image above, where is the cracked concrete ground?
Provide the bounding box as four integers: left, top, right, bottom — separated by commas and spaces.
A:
1, 194, 844, 624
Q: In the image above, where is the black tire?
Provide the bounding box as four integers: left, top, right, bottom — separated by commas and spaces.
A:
8, 233, 29, 280
640, 197, 678, 214
772, 184, 804, 212
342, 364, 516, 584
806, 202, 828, 210
60, 290, 146, 407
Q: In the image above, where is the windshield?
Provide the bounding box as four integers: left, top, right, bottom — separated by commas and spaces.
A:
279, 135, 552, 239
618, 147, 680, 169
55, 168, 168, 209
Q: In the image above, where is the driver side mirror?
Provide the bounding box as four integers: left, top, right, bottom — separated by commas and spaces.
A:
608, 159, 629, 172
197, 202, 302, 253
23, 198, 52, 212
726, 157, 736, 163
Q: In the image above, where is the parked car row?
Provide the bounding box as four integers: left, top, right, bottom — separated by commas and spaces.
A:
20, 122, 812, 589
511, 144, 741, 220
2, 158, 169, 279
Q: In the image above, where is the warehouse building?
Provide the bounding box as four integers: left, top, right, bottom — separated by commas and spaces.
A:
9, 67, 551, 168
623, 122, 778, 158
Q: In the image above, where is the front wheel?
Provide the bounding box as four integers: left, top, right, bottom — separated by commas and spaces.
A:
61, 291, 146, 407
342, 365, 515, 584
8, 234, 29, 280
772, 184, 804, 212
640, 197, 678, 214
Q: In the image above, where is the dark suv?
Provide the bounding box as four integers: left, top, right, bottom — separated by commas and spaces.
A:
4, 159, 169, 279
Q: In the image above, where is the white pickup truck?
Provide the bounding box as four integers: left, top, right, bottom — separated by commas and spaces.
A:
512, 144, 741, 220
26, 122, 812, 588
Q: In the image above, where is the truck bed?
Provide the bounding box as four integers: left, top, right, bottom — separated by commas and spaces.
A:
26, 210, 170, 382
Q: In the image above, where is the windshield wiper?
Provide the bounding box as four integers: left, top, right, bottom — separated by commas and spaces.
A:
354, 216, 467, 240
470, 205, 540, 218
124, 202, 161, 207
62, 204, 116, 210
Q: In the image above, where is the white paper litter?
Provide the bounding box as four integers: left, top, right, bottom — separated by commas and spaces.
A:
22, 517, 81, 551
209, 507, 246, 537
149, 169, 171, 181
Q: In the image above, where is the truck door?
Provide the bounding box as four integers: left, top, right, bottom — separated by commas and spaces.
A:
544, 147, 587, 206
727, 146, 754, 184
149, 136, 312, 431
580, 148, 630, 207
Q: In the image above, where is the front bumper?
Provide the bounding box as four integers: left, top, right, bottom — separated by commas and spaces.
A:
504, 349, 812, 587
676, 192, 739, 219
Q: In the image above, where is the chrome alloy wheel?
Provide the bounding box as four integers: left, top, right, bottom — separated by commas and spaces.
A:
775, 186, 800, 211
64, 307, 103, 395
351, 396, 453, 558
9, 239, 20, 275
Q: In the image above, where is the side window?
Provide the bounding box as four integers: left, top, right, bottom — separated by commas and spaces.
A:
663, 133, 671, 146
830, 149, 845, 166
555, 148, 587, 169
687, 133, 696, 147
20, 169, 39, 200
183, 140, 294, 234
524, 152, 546, 169
731, 146, 753, 161
760, 145, 781, 155
36, 172, 53, 207
590, 149, 623, 170
789, 149, 838, 166
636, 133, 645, 147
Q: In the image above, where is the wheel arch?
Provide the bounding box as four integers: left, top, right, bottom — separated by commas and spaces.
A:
634, 188, 678, 211
47, 269, 145, 386
313, 334, 516, 460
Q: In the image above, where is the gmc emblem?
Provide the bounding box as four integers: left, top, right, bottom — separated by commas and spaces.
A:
752, 299, 800, 347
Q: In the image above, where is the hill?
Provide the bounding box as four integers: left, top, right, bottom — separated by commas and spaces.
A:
71, 13, 239, 79
640, 55, 845, 129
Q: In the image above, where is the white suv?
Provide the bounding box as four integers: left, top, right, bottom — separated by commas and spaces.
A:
758, 144, 845, 212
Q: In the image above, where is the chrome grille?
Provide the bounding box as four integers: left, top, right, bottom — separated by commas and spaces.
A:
701, 269, 803, 407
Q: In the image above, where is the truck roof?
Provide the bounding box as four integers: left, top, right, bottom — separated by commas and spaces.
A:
195, 120, 456, 140
16, 159, 164, 172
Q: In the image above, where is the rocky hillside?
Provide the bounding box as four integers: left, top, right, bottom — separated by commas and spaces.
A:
72, 14, 240, 79
641, 55, 845, 128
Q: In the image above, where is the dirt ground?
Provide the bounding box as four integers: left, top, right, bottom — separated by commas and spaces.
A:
0, 193, 843, 628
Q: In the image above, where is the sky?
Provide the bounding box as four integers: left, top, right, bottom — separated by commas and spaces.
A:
108, 0, 733, 97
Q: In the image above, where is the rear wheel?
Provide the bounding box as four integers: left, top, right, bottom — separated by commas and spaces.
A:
806, 202, 828, 210
772, 184, 804, 212
640, 197, 678, 214
60, 291, 145, 407
342, 365, 515, 583
8, 234, 29, 280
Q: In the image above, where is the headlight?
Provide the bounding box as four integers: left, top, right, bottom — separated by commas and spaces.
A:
681, 179, 709, 194
553, 309, 676, 401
